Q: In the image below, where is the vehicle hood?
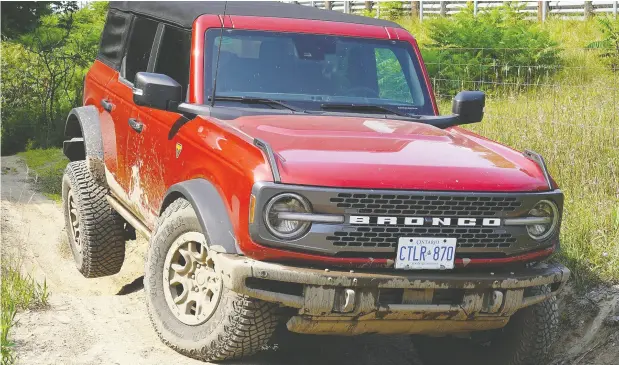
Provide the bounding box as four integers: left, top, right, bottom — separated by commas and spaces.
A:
228, 115, 550, 191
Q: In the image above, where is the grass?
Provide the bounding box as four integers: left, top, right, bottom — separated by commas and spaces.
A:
399, 17, 619, 286
17, 148, 68, 201
1, 256, 49, 365
11, 18, 617, 287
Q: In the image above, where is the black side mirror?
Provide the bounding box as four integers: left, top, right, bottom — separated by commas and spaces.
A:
133, 72, 182, 111
452, 91, 485, 124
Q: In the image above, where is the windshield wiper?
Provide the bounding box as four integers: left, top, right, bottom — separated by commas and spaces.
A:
209, 95, 300, 112
320, 103, 413, 118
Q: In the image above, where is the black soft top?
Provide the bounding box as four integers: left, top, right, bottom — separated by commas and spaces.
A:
109, 1, 402, 29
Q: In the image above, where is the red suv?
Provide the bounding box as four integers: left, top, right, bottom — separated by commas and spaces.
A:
61, 2, 569, 364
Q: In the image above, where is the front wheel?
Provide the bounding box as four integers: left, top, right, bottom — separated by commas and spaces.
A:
412, 286, 559, 365
62, 161, 126, 277
144, 198, 279, 361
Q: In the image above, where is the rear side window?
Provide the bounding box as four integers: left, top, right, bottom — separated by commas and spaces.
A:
124, 17, 158, 83
154, 26, 191, 96
97, 10, 132, 70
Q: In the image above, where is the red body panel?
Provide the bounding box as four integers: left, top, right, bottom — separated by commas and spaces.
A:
228, 115, 549, 191
87, 15, 554, 268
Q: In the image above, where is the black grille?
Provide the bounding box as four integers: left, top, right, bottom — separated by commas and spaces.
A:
326, 226, 516, 249
329, 193, 522, 217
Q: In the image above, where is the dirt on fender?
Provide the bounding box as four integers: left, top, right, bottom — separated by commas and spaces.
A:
1, 155, 617, 365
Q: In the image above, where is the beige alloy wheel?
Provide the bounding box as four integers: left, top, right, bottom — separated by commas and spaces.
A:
162, 232, 222, 326
66, 189, 82, 255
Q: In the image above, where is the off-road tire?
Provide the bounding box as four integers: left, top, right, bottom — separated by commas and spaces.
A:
144, 198, 279, 362
62, 161, 126, 277
413, 285, 558, 365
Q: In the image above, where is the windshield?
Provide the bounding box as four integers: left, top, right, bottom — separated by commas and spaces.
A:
204, 29, 434, 115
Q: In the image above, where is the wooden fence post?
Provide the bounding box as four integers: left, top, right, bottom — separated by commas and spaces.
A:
474, 0, 478, 17
411, 1, 419, 19
325, 1, 332, 10
440, 1, 447, 17
419, 0, 424, 22
344, 1, 350, 13
584, 1, 593, 19
614, 1, 618, 19
538, 1, 548, 22
365, 1, 373, 13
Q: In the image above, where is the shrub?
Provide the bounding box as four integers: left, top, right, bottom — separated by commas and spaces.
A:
361, 1, 403, 20
420, 2, 561, 98
586, 17, 619, 72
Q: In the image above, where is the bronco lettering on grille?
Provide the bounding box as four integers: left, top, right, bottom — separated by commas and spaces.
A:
349, 216, 501, 226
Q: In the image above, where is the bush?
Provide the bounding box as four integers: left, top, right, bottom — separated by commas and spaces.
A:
586, 17, 619, 72
361, 1, 403, 20
420, 2, 561, 98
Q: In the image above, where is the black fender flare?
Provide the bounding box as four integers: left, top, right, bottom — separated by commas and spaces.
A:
64, 105, 106, 186
161, 179, 239, 254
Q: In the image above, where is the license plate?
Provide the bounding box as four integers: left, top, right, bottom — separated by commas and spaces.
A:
395, 237, 456, 270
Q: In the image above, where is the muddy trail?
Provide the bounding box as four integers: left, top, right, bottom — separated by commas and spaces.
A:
1, 155, 617, 365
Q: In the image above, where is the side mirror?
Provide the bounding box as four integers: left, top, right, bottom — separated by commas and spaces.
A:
133, 72, 182, 111
452, 91, 485, 124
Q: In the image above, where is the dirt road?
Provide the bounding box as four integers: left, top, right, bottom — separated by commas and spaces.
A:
2, 155, 617, 365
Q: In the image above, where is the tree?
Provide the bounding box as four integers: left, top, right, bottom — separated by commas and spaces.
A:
0, 1, 78, 39
1, 2, 107, 154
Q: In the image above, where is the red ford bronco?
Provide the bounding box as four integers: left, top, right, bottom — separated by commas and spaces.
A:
61, 1, 569, 364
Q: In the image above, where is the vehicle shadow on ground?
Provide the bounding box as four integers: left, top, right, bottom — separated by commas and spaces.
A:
116, 275, 145, 295
233, 333, 421, 365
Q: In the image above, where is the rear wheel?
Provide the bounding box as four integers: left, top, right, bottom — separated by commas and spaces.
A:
144, 198, 279, 361
413, 286, 558, 365
62, 161, 125, 277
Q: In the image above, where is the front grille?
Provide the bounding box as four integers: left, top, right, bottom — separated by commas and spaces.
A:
251, 182, 563, 259
329, 193, 522, 217
326, 226, 516, 249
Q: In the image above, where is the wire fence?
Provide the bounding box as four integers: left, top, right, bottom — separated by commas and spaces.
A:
422, 47, 618, 134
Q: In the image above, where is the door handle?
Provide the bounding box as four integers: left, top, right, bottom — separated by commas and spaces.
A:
100, 99, 114, 112
128, 118, 143, 133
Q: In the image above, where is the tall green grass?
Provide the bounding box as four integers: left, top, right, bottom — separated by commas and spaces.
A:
1, 257, 49, 365
18, 148, 68, 201
402, 17, 619, 285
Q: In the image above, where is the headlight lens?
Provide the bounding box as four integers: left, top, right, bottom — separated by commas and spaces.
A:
264, 193, 311, 239
526, 200, 559, 241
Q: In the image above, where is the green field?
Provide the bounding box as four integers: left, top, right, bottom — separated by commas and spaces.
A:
406, 18, 619, 285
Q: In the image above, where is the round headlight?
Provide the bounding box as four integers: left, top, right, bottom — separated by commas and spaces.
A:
264, 193, 311, 239
526, 200, 559, 241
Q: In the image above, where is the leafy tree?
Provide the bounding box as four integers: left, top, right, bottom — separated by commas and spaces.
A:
0, 1, 78, 39
1, 2, 107, 154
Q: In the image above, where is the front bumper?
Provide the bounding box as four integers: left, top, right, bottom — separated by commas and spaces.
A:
214, 253, 569, 335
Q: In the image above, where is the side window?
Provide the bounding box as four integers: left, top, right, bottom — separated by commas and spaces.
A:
154, 26, 191, 97
375, 48, 413, 103
124, 17, 158, 83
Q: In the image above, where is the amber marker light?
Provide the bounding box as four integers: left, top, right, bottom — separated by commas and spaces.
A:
249, 195, 256, 224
